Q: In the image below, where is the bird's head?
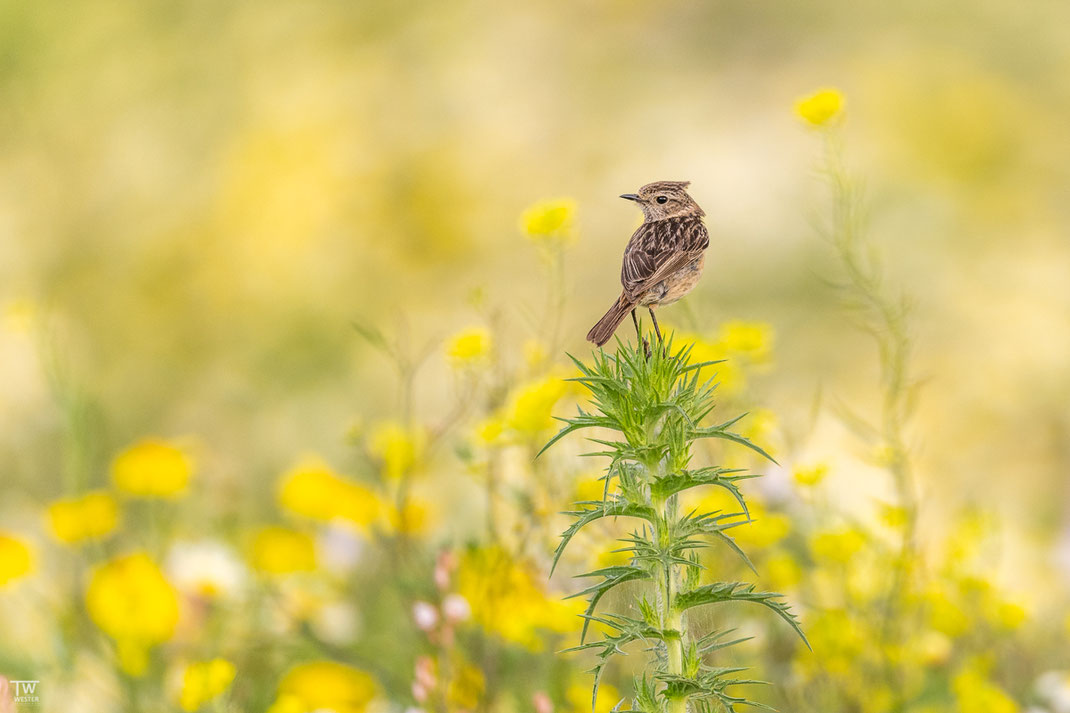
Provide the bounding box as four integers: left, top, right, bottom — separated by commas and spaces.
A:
620, 181, 704, 221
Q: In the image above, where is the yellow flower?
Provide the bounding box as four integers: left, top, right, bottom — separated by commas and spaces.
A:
810, 527, 866, 565
799, 609, 867, 677
795, 87, 845, 127
792, 462, 828, 488
447, 659, 485, 710
367, 421, 425, 481
566, 680, 620, 713
506, 375, 569, 436
952, 661, 1018, 713
445, 327, 493, 368
763, 551, 802, 591
674, 332, 745, 395
717, 320, 773, 366
879, 503, 909, 529
456, 546, 579, 650
988, 598, 1027, 631
924, 585, 970, 638
474, 416, 504, 446
384, 497, 432, 536
574, 475, 609, 503
47, 491, 119, 544
112, 438, 193, 498
250, 526, 317, 575
520, 198, 577, 245
269, 661, 377, 713
733, 501, 791, 549
86, 553, 179, 676
277, 457, 379, 530
0, 533, 33, 586
180, 658, 236, 712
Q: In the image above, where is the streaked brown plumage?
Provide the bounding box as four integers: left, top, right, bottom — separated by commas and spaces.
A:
586, 181, 709, 346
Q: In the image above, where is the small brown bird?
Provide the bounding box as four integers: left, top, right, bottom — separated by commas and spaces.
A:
586, 180, 709, 347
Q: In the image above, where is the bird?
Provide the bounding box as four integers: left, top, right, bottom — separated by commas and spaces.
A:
586, 180, 710, 347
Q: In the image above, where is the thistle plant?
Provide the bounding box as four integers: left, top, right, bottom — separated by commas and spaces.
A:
542, 336, 808, 713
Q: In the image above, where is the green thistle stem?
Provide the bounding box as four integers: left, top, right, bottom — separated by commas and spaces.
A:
545, 338, 808, 713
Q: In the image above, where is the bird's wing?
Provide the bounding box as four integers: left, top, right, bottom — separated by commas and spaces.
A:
620, 219, 709, 301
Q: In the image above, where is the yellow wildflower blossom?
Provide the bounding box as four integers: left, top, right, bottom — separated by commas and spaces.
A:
112, 438, 193, 498
952, 662, 1018, 713
474, 416, 504, 446
456, 546, 579, 650
447, 659, 485, 710
0, 533, 33, 586
367, 421, 425, 481
762, 551, 803, 591
574, 475, 609, 503
86, 552, 179, 676
46, 491, 119, 544
795, 87, 845, 127
810, 527, 866, 565
733, 501, 791, 549
250, 526, 317, 575
445, 327, 493, 368
520, 198, 577, 245
506, 374, 569, 436
277, 457, 379, 529
879, 503, 909, 529
269, 661, 377, 713
799, 609, 867, 677
565, 680, 620, 713
384, 497, 432, 536
924, 585, 970, 638
180, 658, 236, 712
792, 462, 828, 488
717, 320, 773, 365
674, 332, 745, 395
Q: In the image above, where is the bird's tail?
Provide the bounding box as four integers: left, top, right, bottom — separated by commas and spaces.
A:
586, 295, 633, 347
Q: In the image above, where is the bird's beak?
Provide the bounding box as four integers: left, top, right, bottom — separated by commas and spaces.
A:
619, 193, 640, 201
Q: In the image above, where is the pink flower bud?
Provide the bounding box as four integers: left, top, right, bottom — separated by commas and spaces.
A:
534, 691, 554, 713
442, 594, 471, 622
412, 601, 439, 631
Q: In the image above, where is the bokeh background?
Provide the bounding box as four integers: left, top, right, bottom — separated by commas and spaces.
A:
1, 1, 1069, 712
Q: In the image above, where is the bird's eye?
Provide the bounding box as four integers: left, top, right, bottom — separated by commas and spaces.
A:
656, 196, 668, 204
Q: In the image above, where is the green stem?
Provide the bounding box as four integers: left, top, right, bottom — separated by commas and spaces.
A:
656, 485, 687, 713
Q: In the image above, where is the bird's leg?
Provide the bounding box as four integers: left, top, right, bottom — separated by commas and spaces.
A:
648, 307, 663, 344
632, 308, 651, 358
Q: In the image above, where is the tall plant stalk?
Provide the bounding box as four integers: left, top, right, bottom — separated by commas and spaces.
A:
542, 336, 808, 713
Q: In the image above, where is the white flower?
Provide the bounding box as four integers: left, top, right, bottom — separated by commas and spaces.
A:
1036, 670, 1070, 713
412, 601, 439, 631
442, 593, 471, 622
166, 540, 247, 600
317, 523, 366, 575
311, 601, 362, 645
